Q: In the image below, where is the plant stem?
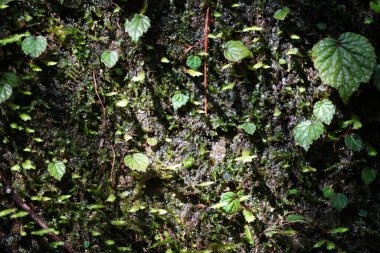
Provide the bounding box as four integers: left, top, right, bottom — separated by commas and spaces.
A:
140, 0, 148, 14
0, 169, 75, 253
203, 7, 210, 116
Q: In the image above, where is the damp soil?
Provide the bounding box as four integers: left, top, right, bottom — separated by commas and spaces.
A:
0, 0, 380, 252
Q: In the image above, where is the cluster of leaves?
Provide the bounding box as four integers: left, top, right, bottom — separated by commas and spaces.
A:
295, 32, 377, 151
294, 99, 335, 150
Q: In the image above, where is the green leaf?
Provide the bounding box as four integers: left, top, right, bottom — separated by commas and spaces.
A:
101, 50, 119, 68
131, 71, 145, 82
124, 14, 151, 43
88, 204, 105, 210
219, 192, 240, 214
10, 211, 28, 218
186, 55, 202, 69
21, 36, 48, 58
313, 239, 326, 248
0, 208, 17, 217
287, 214, 304, 222
172, 93, 189, 111
326, 241, 336, 250
31, 228, 57, 236
344, 134, 363, 151
328, 227, 349, 234
19, 113, 31, 121
0, 83, 12, 102
238, 122, 256, 135
1, 72, 21, 88
374, 65, 380, 91
313, 99, 336, 125
293, 120, 324, 151
323, 186, 334, 198
362, 168, 377, 185
235, 149, 257, 163
48, 161, 66, 181
312, 32, 376, 104
244, 225, 254, 245
186, 69, 203, 77
273, 7, 290, 20
106, 193, 116, 202
0, 32, 30, 46
21, 160, 35, 170
124, 153, 149, 172
242, 209, 256, 223
330, 193, 348, 211
147, 137, 158, 146
223, 40, 253, 62
111, 220, 127, 226
359, 209, 368, 217
370, 0, 380, 13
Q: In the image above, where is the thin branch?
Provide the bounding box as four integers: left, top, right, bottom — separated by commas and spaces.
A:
203, 7, 210, 116
184, 39, 205, 55
92, 70, 107, 133
110, 145, 116, 190
0, 169, 74, 253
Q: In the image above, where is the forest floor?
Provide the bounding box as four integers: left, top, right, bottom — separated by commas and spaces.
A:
1, 0, 380, 252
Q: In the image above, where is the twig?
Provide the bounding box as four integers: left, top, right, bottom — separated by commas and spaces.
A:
184, 39, 205, 54
0, 169, 74, 253
203, 7, 210, 116
110, 145, 116, 190
92, 70, 107, 153
92, 70, 107, 133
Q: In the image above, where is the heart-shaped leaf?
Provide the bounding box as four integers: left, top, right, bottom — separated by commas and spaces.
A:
172, 92, 189, 111
362, 168, 377, 185
186, 55, 202, 69
344, 134, 362, 151
273, 7, 290, 20
22, 36, 47, 57
293, 120, 324, 151
313, 99, 336, 125
124, 14, 151, 43
0, 83, 12, 102
224, 40, 253, 62
101, 50, 119, 68
219, 192, 240, 213
330, 193, 348, 211
124, 153, 149, 172
1, 72, 21, 88
48, 161, 66, 181
312, 32, 376, 104
238, 122, 256, 135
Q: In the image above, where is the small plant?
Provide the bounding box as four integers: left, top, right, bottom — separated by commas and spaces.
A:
344, 133, 363, 151
273, 7, 290, 20
21, 36, 47, 57
0, 72, 20, 103
48, 160, 66, 181
294, 99, 336, 151
238, 122, 257, 135
124, 14, 151, 43
362, 168, 377, 185
124, 153, 150, 172
223, 40, 253, 62
323, 187, 348, 212
101, 50, 119, 68
186, 55, 202, 69
211, 191, 250, 214
171, 92, 189, 111
312, 32, 376, 104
